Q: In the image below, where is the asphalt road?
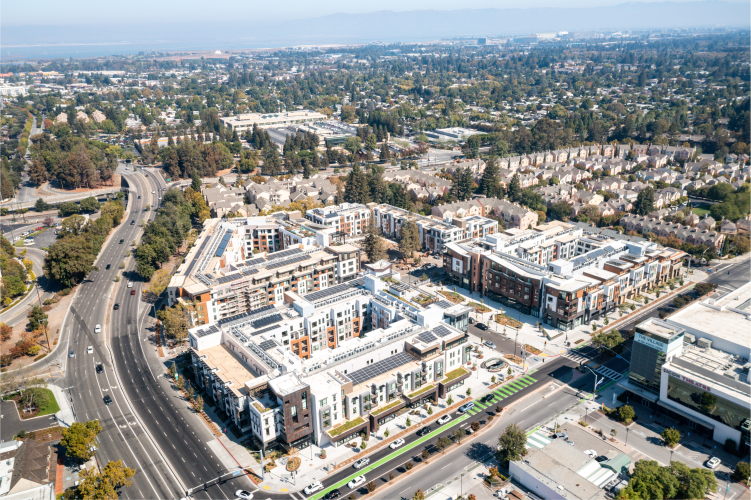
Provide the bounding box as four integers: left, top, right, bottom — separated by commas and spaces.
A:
59, 168, 254, 499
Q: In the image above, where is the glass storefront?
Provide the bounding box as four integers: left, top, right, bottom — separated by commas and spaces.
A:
666, 377, 747, 430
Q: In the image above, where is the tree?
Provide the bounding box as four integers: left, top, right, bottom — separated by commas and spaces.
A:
101, 200, 125, 225
412, 489, 425, 500
191, 170, 202, 191
478, 156, 502, 198
344, 164, 370, 204
0, 323, 11, 342
28, 159, 48, 186
61, 420, 102, 461
157, 304, 190, 342
660, 427, 681, 448
732, 461, 750, 484
451, 167, 475, 201
635, 187, 655, 216
508, 173, 522, 202
436, 436, 452, 451
79, 196, 100, 213
194, 395, 204, 413
58, 201, 80, 217
43, 235, 97, 287
498, 423, 527, 464
34, 198, 50, 212
452, 428, 466, 444
362, 219, 386, 263
591, 330, 624, 353
76, 460, 136, 500
398, 220, 420, 260
446, 396, 453, 406
618, 405, 635, 424
366, 482, 376, 493
27, 305, 48, 331
147, 268, 171, 297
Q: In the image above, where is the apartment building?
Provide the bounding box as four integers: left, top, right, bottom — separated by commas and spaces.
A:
305, 203, 371, 238
431, 198, 539, 230
187, 269, 473, 452
372, 204, 465, 254
167, 217, 361, 326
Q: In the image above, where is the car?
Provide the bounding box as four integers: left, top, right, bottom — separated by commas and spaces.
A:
303, 481, 323, 495
131, 290, 136, 295
483, 341, 496, 349
96, 363, 104, 374
152, 190, 156, 194
476, 322, 489, 330
145, 173, 149, 177
119, 238, 124, 244
113, 303, 120, 310
595, 456, 607, 463
105, 264, 111, 270
127, 282, 133, 288
584, 450, 597, 458
323, 489, 340, 499
130, 220, 135, 225
94, 324, 101, 334
103, 395, 112, 406
482, 394, 495, 403
87, 346, 93, 354
552, 432, 568, 440
353, 458, 369, 469
234, 491, 253, 499
566, 440, 575, 446
458, 402, 475, 414
69, 349, 75, 358
437, 415, 451, 425
347, 476, 366, 489
417, 426, 432, 437
389, 438, 405, 449
468, 317, 475, 324
706, 457, 721, 469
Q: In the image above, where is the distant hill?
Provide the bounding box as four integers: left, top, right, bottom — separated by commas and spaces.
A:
2, 1, 749, 57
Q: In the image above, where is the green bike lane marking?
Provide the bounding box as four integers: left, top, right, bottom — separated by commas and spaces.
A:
309, 414, 472, 500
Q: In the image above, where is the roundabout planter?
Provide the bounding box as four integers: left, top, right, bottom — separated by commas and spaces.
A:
481, 357, 508, 372
286, 457, 301, 472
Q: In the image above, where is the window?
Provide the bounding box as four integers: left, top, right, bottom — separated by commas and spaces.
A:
320, 398, 327, 407
291, 405, 297, 417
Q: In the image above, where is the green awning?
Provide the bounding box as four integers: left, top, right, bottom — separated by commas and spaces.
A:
601, 453, 631, 475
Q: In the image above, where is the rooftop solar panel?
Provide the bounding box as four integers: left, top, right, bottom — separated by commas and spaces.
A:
242, 268, 260, 276
432, 324, 455, 338
266, 248, 304, 260
250, 324, 283, 336
251, 313, 283, 329
258, 339, 279, 351
185, 235, 212, 275
215, 231, 233, 257
244, 257, 267, 267
349, 277, 364, 287
348, 351, 415, 386
434, 300, 454, 309
417, 331, 438, 344
265, 255, 310, 270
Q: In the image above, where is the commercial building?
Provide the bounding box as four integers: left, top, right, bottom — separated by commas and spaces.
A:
220, 110, 327, 132
620, 283, 751, 453
187, 268, 473, 452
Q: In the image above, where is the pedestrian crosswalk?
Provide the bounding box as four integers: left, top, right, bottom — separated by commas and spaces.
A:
464, 375, 538, 415
563, 350, 590, 363
594, 365, 622, 380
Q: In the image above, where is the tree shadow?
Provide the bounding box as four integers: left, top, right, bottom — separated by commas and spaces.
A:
466, 441, 494, 461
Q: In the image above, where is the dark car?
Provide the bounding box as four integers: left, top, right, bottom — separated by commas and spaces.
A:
417, 426, 432, 437
482, 394, 495, 403
119, 238, 124, 244
103, 395, 112, 405
130, 220, 135, 225
96, 363, 104, 374
130, 290, 136, 295
137, 195, 141, 199
476, 323, 489, 330
468, 317, 475, 324
323, 489, 340, 499
105, 264, 111, 270
113, 303, 120, 310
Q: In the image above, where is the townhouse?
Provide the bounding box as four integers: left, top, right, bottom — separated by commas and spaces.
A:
620, 214, 725, 249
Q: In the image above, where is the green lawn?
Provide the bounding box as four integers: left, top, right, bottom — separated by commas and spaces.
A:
692, 207, 710, 217
35, 389, 61, 417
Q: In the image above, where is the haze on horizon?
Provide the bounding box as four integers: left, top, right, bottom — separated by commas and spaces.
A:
4, 0, 747, 26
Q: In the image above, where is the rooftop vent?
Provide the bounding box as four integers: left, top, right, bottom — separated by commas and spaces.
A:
697, 338, 712, 349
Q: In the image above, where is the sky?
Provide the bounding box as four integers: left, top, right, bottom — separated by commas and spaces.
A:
3, 0, 740, 26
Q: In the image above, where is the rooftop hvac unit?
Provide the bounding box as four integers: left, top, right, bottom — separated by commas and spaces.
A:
684, 334, 695, 345
697, 338, 712, 349
743, 363, 751, 374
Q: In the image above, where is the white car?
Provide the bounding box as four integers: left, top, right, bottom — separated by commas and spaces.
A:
584, 450, 597, 458
87, 346, 93, 354
303, 481, 323, 495
352, 458, 369, 469
437, 415, 452, 425
389, 438, 405, 449
347, 476, 366, 489
127, 282, 133, 288
234, 490, 253, 499
706, 457, 721, 469
151, 190, 156, 194
94, 324, 101, 334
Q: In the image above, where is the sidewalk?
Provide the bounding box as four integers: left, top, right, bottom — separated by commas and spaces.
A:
50, 384, 75, 428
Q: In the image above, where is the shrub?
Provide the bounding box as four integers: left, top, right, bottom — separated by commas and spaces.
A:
724, 438, 737, 455
34, 353, 48, 362
579, 420, 589, 427
58, 288, 72, 296
661, 427, 681, 448
732, 462, 749, 483
618, 405, 635, 423
405, 461, 413, 471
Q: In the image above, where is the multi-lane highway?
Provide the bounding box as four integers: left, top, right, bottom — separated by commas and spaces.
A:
60, 167, 255, 499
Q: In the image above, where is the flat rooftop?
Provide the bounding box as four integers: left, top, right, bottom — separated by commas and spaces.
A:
201, 344, 254, 397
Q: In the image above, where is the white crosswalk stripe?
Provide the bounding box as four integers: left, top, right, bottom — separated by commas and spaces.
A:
563, 351, 590, 363
594, 366, 622, 380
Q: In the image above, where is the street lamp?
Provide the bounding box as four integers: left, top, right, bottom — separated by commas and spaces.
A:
461, 472, 465, 497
